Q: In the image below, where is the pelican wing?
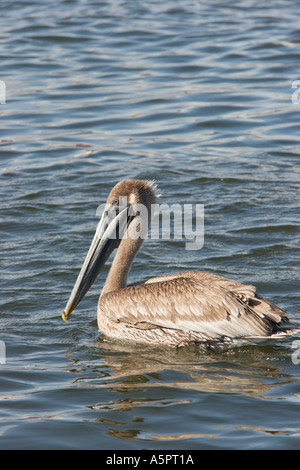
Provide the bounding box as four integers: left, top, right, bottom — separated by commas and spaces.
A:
99, 272, 287, 339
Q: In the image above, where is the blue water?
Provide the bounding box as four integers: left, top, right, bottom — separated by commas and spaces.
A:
0, 0, 300, 450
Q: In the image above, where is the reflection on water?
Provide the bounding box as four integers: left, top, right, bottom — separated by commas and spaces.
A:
67, 336, 297, 399
60, 336, 300, 446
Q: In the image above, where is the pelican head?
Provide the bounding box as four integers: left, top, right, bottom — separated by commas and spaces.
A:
62, 179, 157, 321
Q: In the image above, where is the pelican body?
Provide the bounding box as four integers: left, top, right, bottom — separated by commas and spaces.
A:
63, 179, 295, 346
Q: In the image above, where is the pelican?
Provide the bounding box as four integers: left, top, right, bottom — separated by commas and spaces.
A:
63, 179, 296, 346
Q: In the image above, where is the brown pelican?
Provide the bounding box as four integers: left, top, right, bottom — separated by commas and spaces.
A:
63, 179, 296, 346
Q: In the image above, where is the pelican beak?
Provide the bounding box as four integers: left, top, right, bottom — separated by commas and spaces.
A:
62, 205, 130, 321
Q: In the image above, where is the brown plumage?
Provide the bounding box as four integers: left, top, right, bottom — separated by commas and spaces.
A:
63, 179, 296, 346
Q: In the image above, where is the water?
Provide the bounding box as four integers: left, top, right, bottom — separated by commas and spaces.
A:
1, 0, 300, 450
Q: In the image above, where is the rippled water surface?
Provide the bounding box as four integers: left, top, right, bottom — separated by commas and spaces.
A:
1, 0, 300, 450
